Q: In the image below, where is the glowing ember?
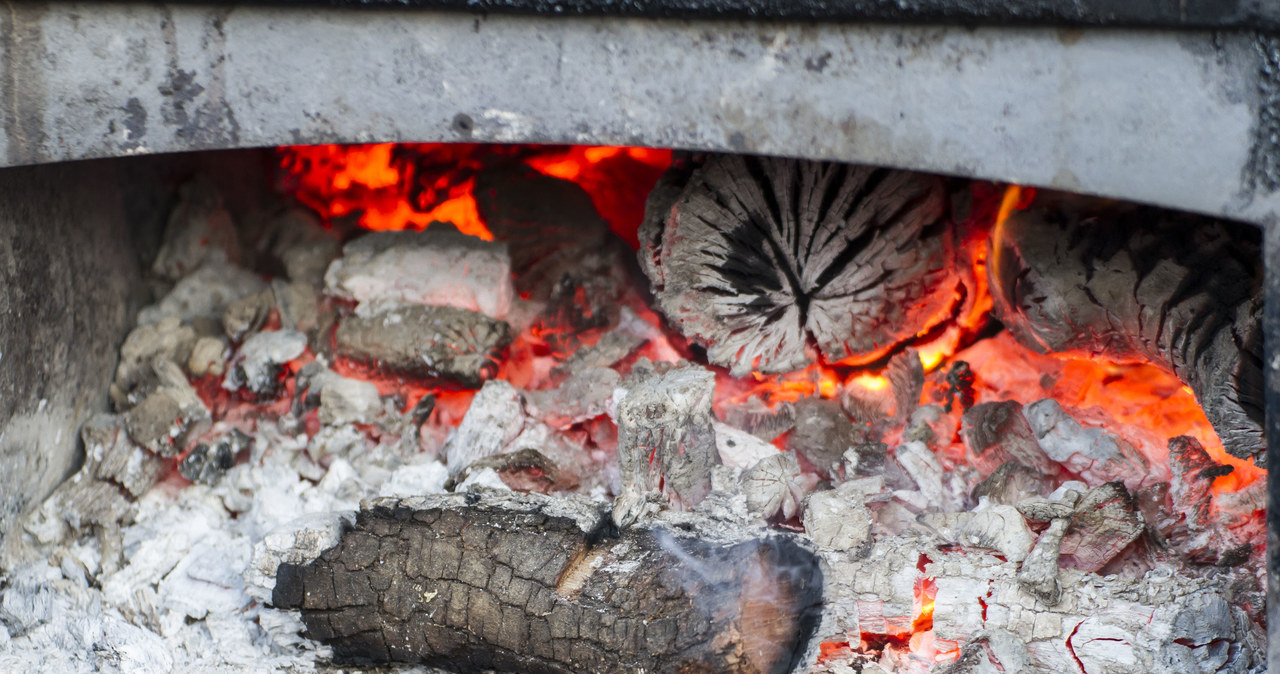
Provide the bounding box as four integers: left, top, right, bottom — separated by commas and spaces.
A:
278, 142, 671, 246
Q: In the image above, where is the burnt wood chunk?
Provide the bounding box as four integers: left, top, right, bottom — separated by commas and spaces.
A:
334, 305, 511, 388
638, 154, 960, 375
474, 165, 633, 342
613, 362, 719, 527
988, 195, 1264, 464
960, 401, 1056, 478
271, 497, 823, 674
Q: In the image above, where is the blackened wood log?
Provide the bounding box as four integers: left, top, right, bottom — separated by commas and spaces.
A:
639, 155, 960, 376
988, 195, 1265, 464
271, 495, 823, 674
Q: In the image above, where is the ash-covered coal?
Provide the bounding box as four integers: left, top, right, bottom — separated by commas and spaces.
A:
2, 152, 1268, 674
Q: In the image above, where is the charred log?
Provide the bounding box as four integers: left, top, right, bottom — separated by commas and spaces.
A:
988, 195, 1264, 464
639, 155, 961, 375
271, 495, 823, 674
334, 305, 511, 388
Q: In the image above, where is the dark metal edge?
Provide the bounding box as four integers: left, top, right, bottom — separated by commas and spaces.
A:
1267, 221, 1280, 671
122, 0, 1280, 31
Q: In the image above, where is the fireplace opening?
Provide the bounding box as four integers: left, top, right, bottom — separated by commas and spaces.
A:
0, 142, 1267, 672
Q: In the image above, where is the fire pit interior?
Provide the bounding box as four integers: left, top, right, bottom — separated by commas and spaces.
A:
0, 142, 1268, 673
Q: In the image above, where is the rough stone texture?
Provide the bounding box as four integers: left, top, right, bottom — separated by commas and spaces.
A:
0, 161, 144, 554
271, 494, 823, 673
0, 5, 1274, 225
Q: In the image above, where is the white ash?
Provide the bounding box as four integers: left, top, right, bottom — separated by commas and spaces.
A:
305, 369, 383, 426
223, 330, 307, 396
1, 411, 462, 673
111, 317, 198, 408
741, 451, 809, 521
137, 262, 267, 327
324, 225, 515, 319
1023, 398, 1161, 489
443, 379, 526, 475
151, 178, 243, 282
802, 480, 873, 554
187, 335, 228, 378
712, 421, 780, 470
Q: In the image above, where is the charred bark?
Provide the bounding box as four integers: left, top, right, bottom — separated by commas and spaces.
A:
271, 496, 823, 674
639, 155, 961, 376
988, 195, 1265, 464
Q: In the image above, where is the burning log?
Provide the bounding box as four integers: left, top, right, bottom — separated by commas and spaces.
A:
988, 195, 1265, 463
267, 494, 823, 674
611, 362, 719, 527
333, 304, 511, 388
474, 165, 632, 326
638, 155, 961, 375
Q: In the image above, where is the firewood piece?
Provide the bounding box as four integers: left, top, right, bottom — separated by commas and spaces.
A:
82, 414, 161, 499
1163, 436, 1245, 564
933, 630, 1031, 674
1058, 482, 1144, 573
639, 155, 958, 375
885, 348, 924, 422
802, 480, 873, 554
988, 196, 1264, 463
443, 380, 526, 476
612, 362, 719, 527
1017, 514, 1072, 605
125, 359, 211, 457
1167, 435, 1226, 531
921, 506, 1036, 563
721, 398, 796, 442
1022, 399, 1150, 489
137, 261, 268, 327
523, 367, 620, 430
187, 335, 228, 378
222, 288, 274, 341
713, 421, 782, 470
741, 452, 808, 521
324, 225, 515, 319
270, 494, 823, 674
445, 448, 570, 494
111, 317, 198, 410
789, 397, 869, 477
960, 401, 1057, 477
474, 165, 628, 299
334, 305, 511, 388
971, 462, 1051, 506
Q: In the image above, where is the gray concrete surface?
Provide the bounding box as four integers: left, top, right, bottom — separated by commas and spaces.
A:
0, 4, 1275, 225
0, 160, 146, 551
